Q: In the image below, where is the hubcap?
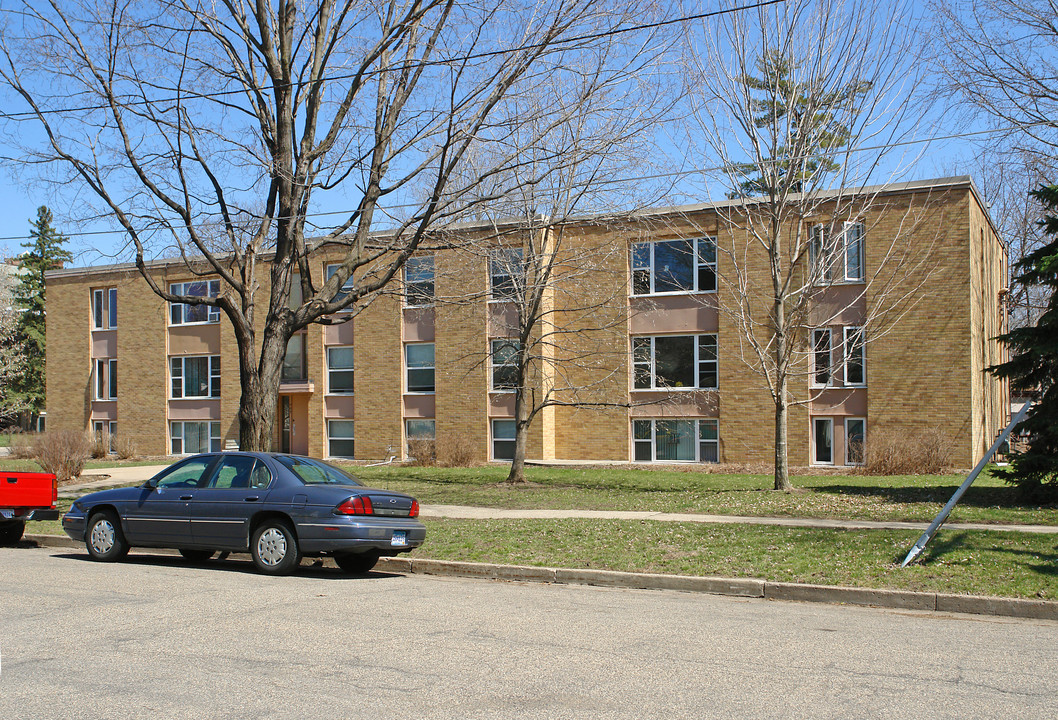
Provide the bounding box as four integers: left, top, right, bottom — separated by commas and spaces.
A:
90, 519, 115, 554
257, 528, 287, 566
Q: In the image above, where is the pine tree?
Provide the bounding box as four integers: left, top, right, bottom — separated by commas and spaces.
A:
989, 184, 1058, 503
8, 207, 72, 423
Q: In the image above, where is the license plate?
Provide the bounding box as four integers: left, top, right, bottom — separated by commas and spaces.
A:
391, 531, 408, 547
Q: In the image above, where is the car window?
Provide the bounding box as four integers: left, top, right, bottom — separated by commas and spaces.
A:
153, 457, 214, 489
206, 455, 271, 490
274, 455, 361, 486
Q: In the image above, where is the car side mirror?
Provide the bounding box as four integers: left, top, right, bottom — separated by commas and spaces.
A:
143, 481, 157, 491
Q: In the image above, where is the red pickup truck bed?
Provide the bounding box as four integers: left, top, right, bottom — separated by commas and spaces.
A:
1, 471, 60, 544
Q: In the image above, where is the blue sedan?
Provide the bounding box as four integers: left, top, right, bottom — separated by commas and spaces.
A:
62, 452, 426, 575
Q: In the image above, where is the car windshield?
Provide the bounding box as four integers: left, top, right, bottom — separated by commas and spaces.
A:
274, 455, 362, 486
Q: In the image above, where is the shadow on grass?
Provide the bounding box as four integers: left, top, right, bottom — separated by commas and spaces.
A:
814, 483, 1042, 509
914, 532, 1058, 577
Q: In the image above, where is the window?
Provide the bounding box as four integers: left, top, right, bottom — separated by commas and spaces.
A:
405, 343, 435, 393
843, 326, 865, 386
491, 338, 520, 391
631, 237, 716, 295
171, 356, 221, 398
327, 420, 355, 459
845, 417, 866, 466
170, 421, 221, 455
406, 419, 436, 458
93, 420, 116, 454
492, 419, 516, 460
810, 222, 864, 283
92, 288, 117, 329
632, 334, 718, 390
812, 329, 832, 387
169, 280, 220, 325
490, 248, 524, 301
324, 264, 355, 309
813, 417, 833, 464
206, 455, 272, 489
327, 346, 354, 393
94, 359, 117, 400
405, 256, 435, 306
633, 419, 719, 463
282, 334, 307, 383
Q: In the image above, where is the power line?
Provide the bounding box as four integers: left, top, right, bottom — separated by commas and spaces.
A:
0, 0, 786, 121
0, 118, 1048, 244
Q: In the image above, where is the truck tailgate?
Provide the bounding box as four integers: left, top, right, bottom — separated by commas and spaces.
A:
1, 472, 58, 509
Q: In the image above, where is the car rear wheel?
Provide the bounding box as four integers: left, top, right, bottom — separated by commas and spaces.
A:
85, 511, 129, 562
179, 549, 215, 563
334, 550, 379, 574
0, 520, 25, 546
250, 520, 300, 575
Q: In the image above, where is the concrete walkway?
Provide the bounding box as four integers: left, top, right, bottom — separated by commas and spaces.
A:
56, 466, 1058, 535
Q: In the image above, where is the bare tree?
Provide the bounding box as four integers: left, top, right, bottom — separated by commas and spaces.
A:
680, 0, 933, 490
0, 0, 645, 451
0, 292, 30, 426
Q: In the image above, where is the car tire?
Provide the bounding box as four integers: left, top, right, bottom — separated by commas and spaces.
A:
0, 520, 25, 546
179, 549, 215, 563
250, 519, 300, 575
85, 511, 130, 562
334, 550, 380, 574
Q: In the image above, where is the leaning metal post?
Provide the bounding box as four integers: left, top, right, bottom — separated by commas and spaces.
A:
901, 399, 1034, 567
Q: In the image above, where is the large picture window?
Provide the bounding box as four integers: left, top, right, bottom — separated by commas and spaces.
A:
489, 248, 524, 301
405, 256, 435, 306
170, 280, 220, 325
490, 338, 520, 391
631, 237, 716, 295
327, 346, 354, 393
327, 420, 355, 459
94, 358, 117, 400
632, 334, 718, 390
171, 355, 221, 398
810, 222, 865, 283
171, 421, 221, 455
405, 343, 435, 393
633, 419, 718, 463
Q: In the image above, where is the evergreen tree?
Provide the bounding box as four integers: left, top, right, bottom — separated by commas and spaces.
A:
8, 207, 72, 422
729, 51, 872, 197
989, 184, 1058, 503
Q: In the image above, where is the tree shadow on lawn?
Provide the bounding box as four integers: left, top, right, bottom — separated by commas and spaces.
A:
815, 483, 1044, 509
911, 532, 1058, 577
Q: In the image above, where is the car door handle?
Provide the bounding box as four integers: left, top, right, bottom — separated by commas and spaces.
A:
180, 495, 193, 500
244, 496, 259, 502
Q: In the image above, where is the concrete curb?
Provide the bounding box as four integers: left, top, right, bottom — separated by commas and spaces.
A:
26, 534, 1057, 621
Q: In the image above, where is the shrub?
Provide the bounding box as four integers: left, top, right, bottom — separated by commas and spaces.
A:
114, 436, 138, 460
864, 428, 952, 475
9, 433, 37, 460
34, 430, 91, 483
90, 430, 111, 459
406, 438, 436, 466
436, 435, 475, 467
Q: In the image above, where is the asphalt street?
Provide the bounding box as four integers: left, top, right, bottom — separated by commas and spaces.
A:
1, 546, 1056, 719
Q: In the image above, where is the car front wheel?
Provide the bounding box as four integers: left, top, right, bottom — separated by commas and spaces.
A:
251, 520, 300, 575
334, 551, 379, 574
85, 511, 130, 562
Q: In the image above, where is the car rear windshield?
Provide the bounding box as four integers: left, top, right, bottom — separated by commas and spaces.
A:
274, 456, 362, 486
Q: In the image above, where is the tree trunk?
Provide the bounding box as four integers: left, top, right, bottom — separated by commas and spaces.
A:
773, 380, 792, 491
505, 384, 529, 484
237, 330, 286, 452
773, 284, 793, 492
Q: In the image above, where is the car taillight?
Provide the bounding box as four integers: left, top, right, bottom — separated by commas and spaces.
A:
409, 500, 419, 518
335, 496, 374, 515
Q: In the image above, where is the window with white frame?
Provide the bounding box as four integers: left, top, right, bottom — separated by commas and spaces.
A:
327, 346, 354, 393
92, 288, 117, 330
632, 334, 718, 390
282, 334, 307, 383
845, 417, 866, 465
631, 237, 717, 295
171, 421, 221, 455
93, 420, 117, 454
406, 419, 436, 457
94, 359, 117, 400
327, 420, 355, 459
810, 222, 865, 283
405, 343, 435, 393
490, 338, 520, 391
843, 326, 865, 386
324, 263, 356, 309
405, 256, 435, 306
169, 280, 220, 325
812, 417, 833, 464
170, 356, 221, 398
492, 419, 516, 460
632, 419, 719, 463
489, 248, 524, 301
811, 329, 832, 387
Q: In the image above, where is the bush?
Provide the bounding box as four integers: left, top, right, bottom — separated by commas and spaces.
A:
406, 438, 436, 466
90, 430, 111, 459
34, 430, 91, 483
864, 428, 953, 475
9, 433, 37, 460
114, 436, 138, 460
436, 435, 475, 467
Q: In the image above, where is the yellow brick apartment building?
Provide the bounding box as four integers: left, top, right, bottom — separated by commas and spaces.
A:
44, 177, 1009, 468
